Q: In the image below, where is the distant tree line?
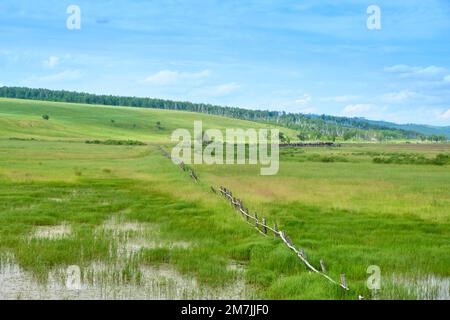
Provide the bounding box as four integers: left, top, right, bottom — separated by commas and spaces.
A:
0, 86, 436, 141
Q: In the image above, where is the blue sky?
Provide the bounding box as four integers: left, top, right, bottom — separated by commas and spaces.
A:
1, 0, 450, 125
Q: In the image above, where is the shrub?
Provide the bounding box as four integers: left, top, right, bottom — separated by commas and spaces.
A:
85, 139, 146, 146
42, 114, 50, 120
373, 153, 450, 166
433, 154, 450, 166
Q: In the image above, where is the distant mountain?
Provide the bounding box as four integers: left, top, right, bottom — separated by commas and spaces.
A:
364, 120, 450, 139
0, 86, 448, 142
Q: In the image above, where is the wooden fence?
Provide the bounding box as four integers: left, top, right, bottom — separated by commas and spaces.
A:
215, 186, 350, 291
159, 147, 360, 296
279, 142, 341, 148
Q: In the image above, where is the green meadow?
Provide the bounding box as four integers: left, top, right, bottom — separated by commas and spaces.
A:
0, 98, 449, 300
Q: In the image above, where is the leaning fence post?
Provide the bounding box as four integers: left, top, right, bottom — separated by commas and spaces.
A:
299, 249, 306, 259
246, 209, 249, 222
262, 218, 267, 234
255, 212, 259, 228
274, 223, 278, 237
320, 260, 327, 273
340, 274, 348, 289
286, 236, 293, 247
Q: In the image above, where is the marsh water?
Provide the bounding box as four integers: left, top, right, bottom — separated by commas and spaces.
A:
0, 256, 252, 300
1, 220, 447, 300
0, 218, 254, 300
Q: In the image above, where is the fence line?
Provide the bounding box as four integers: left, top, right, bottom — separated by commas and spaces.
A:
159, 147, 357, 295
218, 186, 350, 291
159, 147, 199, 182
279, 142, 341, 148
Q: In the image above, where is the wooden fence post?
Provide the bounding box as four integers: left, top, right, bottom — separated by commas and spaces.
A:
320, 260, 327, 273
300, 249, 306, 259
286, 236, 293, 247
246, 209, 249, 222
340, 274, 348, 289
274, 223, 278, 237
255, 212, 259, 228
262, 218, 267, 234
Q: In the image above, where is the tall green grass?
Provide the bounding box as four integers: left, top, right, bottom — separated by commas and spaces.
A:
0, 98, 449, 299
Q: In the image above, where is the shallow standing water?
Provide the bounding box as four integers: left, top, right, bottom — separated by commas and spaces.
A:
0, 256, 253, 300
0, 217, 254, 300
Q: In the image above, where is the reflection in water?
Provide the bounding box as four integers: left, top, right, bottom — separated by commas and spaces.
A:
1, 216, 253, 300
0, 255, 253, 300
380, 274, 450, 300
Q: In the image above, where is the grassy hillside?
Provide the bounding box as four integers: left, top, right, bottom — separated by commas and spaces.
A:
0, 98, 297, 142
1, 87, 428, 142
0, 98, 449, 300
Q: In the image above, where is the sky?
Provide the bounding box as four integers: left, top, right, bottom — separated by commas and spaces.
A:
0, 0, 450, 126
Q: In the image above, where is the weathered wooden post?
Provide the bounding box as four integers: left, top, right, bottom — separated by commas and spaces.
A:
246, 209, 249, 222
340, 274, 348, 289
320, 260, 327, 273
262, 218, 267, 234
299, 249, 306, 259
286, 236, 293, 247
274, 223, 278, 237
255, 212, 259, 228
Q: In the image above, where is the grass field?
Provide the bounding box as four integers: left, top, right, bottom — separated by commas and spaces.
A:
0, 98, 449, 300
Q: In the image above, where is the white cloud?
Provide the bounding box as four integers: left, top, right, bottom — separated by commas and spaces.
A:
43, 56, 60, 68
444, 75, 450, 82
143, 69, 210, 86
382, 90, 417, 103
439, 109, 450, 119
384, 65, 446, 78
343, 104, 374, 115
320, 95, 359, 102
209, 82, 240, 96
294, 94, 311, 105
28, 69, 81, 82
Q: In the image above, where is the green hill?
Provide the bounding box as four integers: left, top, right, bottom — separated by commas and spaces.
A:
0, 86, 437, 142
0, 98, 296, 142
